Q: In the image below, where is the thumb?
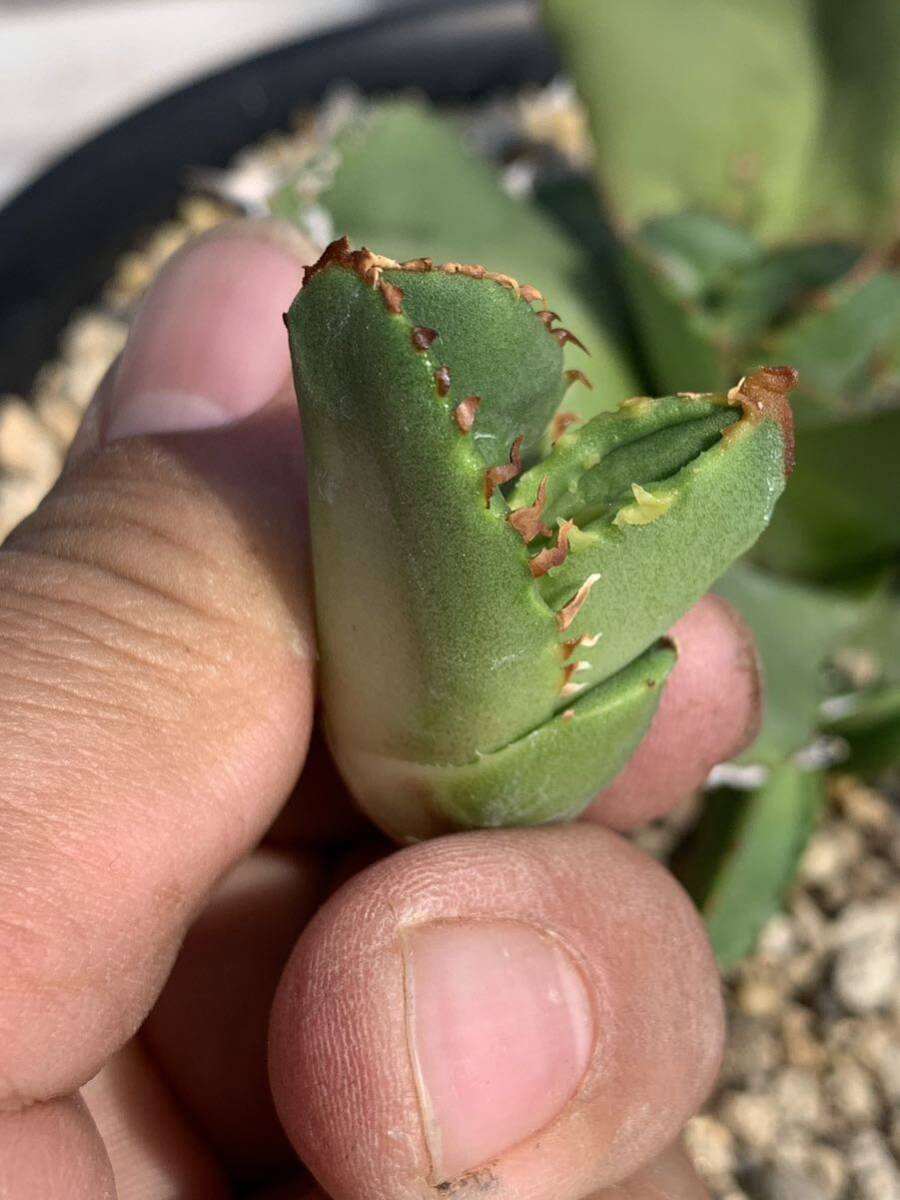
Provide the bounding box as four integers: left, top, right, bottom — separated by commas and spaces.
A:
0, 222, 318, 1108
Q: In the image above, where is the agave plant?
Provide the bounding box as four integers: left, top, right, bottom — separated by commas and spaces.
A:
257, 0, 897, 959
544, 0, 900, 964
545, 0, 900, 582
288, 237, 794, 841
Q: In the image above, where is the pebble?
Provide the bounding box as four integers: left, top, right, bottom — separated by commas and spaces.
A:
781, 1006, 826, 1070
772, 1067, 828, 1133
0, 397, 61, 482
745, 1163, 829, 1200
801, 823, 864, 887
852, 1022, 900, 1103
832, 900, 900, 1014
849, 1128, 900, 1200
825, 1054, 880, 1125
833, 775, 895, 833
735, 972, 785, 1021
683, 1115, 737, 1180
718, 1091, 778, 1151
720, 1014, 783, 1085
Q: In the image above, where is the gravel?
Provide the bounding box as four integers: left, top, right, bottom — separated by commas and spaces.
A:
688, 776, 900, 1199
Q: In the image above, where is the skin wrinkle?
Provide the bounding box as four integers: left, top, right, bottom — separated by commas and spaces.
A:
0, 591, 223, 674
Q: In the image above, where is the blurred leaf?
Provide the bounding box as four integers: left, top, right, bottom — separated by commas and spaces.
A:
802, 0, 900, 243
544, 0, 823, 240
754, 403, 900, 579
714, 563, 876, 763
286, 100, 638, 416
675, 764, 825, 971
825, 685, 900, 775
824, 585, 900, 774
765, 268, 900, 417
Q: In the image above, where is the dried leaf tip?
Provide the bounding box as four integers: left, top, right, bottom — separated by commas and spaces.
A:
557, 573, 601, 632
529, 519, 575, 578
728, 366, 798, 476
303, 236, 401, 289
435, 366, 452, 397
561, 657, 591, 697
551, 327, 590, 355
551, 411, 581, 442
412, 326, 439, 351
379, 280, 405, 314
508, 477, 551, 543
454, 396, 481, 435
564, 369, 593, 391
485, 435, 524, 504
519, 284, 545, 304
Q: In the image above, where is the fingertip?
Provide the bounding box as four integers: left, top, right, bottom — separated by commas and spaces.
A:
269, 825, 724, 1200
586, 594, 762, 830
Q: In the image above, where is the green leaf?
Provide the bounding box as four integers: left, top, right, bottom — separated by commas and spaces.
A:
715, 563, 874, 763
289, 100, 638, 417
675, 763, 825, 971
544, 0, 823, 240
290, 245, 793, 839
825, 685, 900, 775
801, 0, 900, 243
754, 402, 900, 580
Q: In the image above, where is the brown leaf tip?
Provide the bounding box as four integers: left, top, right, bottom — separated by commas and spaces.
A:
485, 435, 524, 504
529, 519, 574, 578
557, 573, 601, 632
562, 631, 601, 659
551, 327, 590, 355
537, 310, 561, 327
454, 396, 481, 435
728, 365, 798, 476
412, 326, 439, 352
379, 280, 405, 315
435, 366, 452, 397
303, 236, 401, 290
564, 369, 593, 391
519, 284, 545, 304
551, 411, 581, 442
507, 477, 551, 544
561, 658, 591, 695
399, 256, 433, 272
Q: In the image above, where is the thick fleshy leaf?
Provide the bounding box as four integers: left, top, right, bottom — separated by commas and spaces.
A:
290, 243, 793, 838
801, 0, 900, 243
825, 686, 900, 776
754, 403, 900, 579
715, 563, 875, 763
276, 99, 637, 417
675, 764, 825, 971
544, 0, 822, 240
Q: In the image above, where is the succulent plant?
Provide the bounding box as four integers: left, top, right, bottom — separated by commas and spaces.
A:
270, 99, 638, 421
544, 0, 900, 959
545, 0, 900, 583
287, 237, 795, 840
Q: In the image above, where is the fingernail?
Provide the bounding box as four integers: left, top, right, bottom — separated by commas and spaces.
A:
106, 220, 315, 441
402, 920, 594, 1181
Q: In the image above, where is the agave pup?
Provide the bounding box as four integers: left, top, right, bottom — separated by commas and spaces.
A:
287, 237, 795, 841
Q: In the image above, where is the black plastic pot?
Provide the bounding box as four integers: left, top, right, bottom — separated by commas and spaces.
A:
0, 0, 556, 396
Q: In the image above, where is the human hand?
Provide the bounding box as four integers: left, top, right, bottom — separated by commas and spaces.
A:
0, 223, 762, 1199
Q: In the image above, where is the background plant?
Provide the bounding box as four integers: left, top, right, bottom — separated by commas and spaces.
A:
270, 0, 899, 965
